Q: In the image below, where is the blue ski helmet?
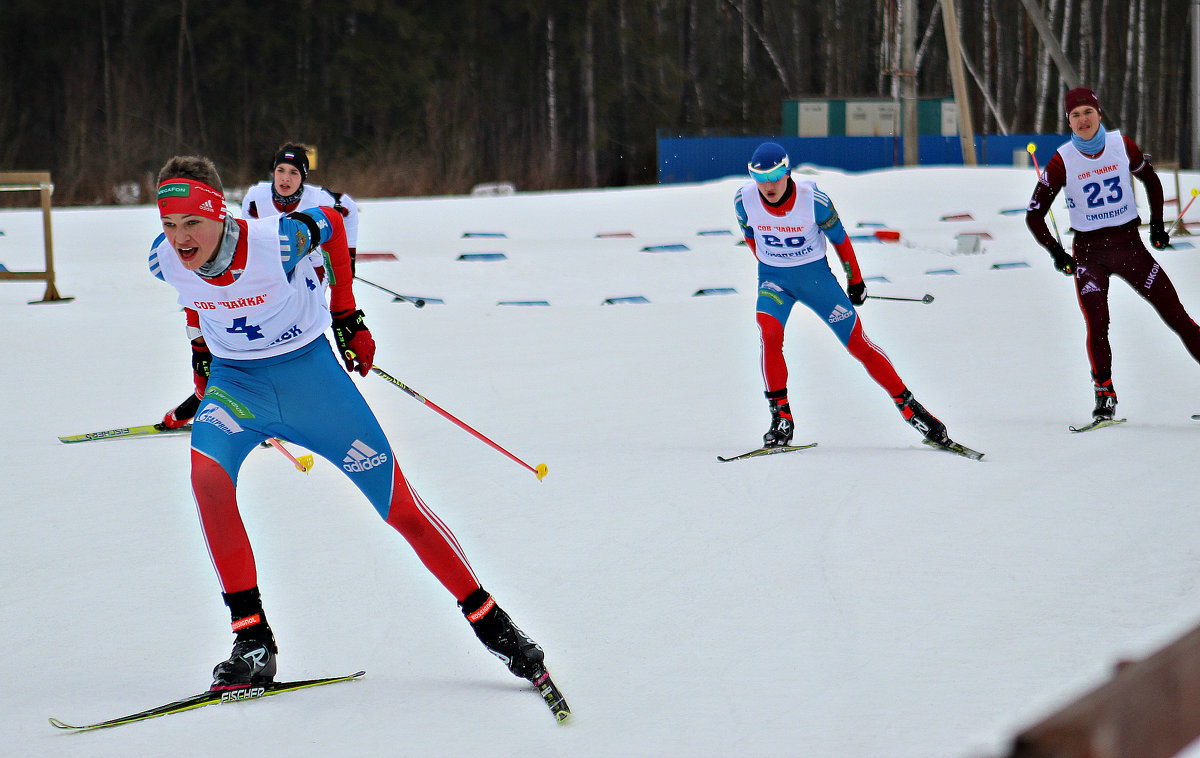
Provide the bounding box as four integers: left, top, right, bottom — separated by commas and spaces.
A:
748, 142, 790, 183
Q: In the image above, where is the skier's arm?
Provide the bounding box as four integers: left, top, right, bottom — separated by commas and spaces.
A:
1126, 136, 1164, 224
734, 187, 759, 256
281, 208, 375, 375
813, 191, 861, 285
1025, 153, 1066, 250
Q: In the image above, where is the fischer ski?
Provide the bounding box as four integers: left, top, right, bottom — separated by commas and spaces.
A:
1069, 418, 1127, 433
49, 670, 365, 731
532, 669, 571, 723
922, 438, 985, 460
717, 442, 818, 462
59, 423, 191, 444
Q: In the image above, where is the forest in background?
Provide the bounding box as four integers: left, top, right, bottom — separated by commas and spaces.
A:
0, 0, 1193, 205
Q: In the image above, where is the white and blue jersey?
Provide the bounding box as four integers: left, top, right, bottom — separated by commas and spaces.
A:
735, 179, 859, 344
150, 214, 330, 360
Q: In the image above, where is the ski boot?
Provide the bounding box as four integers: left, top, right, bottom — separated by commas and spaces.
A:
893, 389, 949, 445
211, 587, 278, 690
460, 588, 545, 681
1093, 379, 1117, 420
763, 398, 794, 447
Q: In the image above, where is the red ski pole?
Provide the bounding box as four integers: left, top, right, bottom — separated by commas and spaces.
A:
1169, 188, 1199, 236
368, 365, 548, 481
1027, 143, 1064, 246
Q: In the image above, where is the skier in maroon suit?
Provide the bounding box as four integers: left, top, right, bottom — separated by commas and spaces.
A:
1026, 87, 1200, 424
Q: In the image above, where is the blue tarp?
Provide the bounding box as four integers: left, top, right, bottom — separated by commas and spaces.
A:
657, 134, 1069, 183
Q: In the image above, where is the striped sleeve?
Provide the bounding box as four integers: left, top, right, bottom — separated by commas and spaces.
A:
148, 233, 167, 281
812, 185, 847, 244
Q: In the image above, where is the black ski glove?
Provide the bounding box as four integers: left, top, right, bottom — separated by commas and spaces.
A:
1149, 219, 1169, 250
1047, 241, 1074, 276
191, 340, 211, 397
847, 280, 867, 306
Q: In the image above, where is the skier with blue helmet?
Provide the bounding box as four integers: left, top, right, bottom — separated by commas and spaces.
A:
735, 142, 972, 455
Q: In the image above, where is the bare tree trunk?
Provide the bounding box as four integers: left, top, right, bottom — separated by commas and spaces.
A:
1057, 0, 1074, 119
741, 0, 750, 122
880, 0, 895, 99
1098, 0, 1111, 93
984, 0, 994, 133
1034, 0, 1062, 133
915, 1, 941, 71
99, 1, 113, 188
1156, 0, 1169, 154
583, 1, 598, 186
175, 0, 187, 151
1120, 0, 1136, 129
1014, 10, 1028, 127
1135, 0, 1146, 144
724, 0, 791, 93
546, 16, 558, 175
183, 6, 206, 151
1078, 0, 1092, 85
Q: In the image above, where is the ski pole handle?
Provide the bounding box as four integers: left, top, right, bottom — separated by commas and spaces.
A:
867, 293, 934, 304
354, 275, 425, 307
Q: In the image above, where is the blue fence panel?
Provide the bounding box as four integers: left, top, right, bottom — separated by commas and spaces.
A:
657, 134, 1070, 183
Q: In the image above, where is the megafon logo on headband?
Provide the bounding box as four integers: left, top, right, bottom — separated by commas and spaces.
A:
157, 182, 192, 200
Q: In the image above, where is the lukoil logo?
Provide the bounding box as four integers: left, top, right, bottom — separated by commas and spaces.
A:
343, 439, 388, 473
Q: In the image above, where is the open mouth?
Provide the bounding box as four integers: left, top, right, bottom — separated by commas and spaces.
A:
178, 246, 200, 262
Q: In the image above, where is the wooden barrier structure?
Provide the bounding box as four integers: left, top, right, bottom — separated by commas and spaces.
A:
0, 171, 72, 303
1008, 619, 1200, 758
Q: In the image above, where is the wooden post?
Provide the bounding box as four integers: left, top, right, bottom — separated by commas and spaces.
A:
940, 0, 977, 165
0, 171, 72, 304
901, 0, 919, 166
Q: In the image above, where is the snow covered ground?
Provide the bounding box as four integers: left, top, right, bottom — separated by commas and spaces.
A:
4, 162, 1200, 757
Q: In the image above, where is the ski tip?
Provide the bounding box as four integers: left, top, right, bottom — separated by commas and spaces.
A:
48, 717, 75, 729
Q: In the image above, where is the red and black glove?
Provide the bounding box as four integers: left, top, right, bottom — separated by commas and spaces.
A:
191, 340, 212, 397
161, 392, 201, 429
332, 309, 375, 376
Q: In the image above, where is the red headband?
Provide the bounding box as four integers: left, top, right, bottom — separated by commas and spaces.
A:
157, 178, 227, 221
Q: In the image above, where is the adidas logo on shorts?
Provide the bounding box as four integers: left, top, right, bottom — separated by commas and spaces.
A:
342, 439, 389, 473
828, 304, 853, 323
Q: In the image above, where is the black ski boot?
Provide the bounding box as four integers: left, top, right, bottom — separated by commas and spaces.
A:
460, 588, 545, 681
211, 587, 278, 690
763, 397, 794, 447
1093, 379, 1117, 420
893, 389, 949, 445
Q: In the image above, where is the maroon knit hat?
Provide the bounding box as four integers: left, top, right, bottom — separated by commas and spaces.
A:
1065, 88, 1101, 117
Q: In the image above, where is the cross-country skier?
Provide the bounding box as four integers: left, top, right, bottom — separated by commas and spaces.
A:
1026, 87, 1200, 423
149, 155, 549, 691
735, 141, 957, 449
159, 143, 360, 430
